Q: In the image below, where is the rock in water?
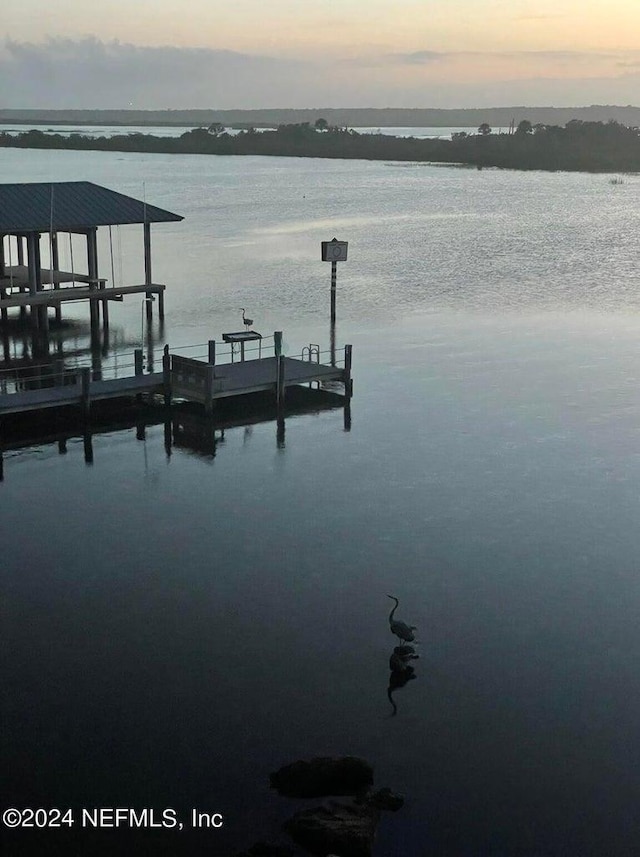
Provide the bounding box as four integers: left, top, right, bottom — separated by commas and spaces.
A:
362, 787, 405, 812
270, 756, 374, 798
284, 801, 379, 857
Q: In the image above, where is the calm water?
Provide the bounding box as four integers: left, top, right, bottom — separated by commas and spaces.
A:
2, 148, 640, 856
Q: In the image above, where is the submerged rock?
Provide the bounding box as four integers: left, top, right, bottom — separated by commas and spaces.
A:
284, 801, 379, 857
270, 756, 374, 798
361, 787, 404, 812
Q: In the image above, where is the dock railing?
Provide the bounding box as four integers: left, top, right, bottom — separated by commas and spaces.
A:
0, 333, 352, 415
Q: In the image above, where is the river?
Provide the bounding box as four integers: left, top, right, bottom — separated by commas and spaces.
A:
2, 146, 640, 856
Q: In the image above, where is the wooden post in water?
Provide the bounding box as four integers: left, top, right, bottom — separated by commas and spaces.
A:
100, 282, 109, 328
26, 232, 41, 333
162, 344, 171, 406
274, 331, 285, 411
17, 235, 27, 323
80, 366, 91, 418
143, 222, 153, 319
343, 400, 352, 432
87, 228, 100, 330
83, 428, 94, 464
51, 232, 62, 325
164, 419, 172, 458
277, 355, 286, 411
0, 236, 7, 326
344, 344, 353, 399
134, 349, 143, 375
205, 364, 215, 416
208, 339, 216, 365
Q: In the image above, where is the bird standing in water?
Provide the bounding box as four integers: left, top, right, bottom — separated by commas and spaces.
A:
240, 308, 253, 330
386, 595, 416, 643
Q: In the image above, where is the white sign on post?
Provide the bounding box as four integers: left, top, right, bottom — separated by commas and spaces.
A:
321, 239, 348, 262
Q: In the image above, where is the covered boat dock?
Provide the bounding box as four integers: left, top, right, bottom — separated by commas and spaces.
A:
0, 181, 183, 334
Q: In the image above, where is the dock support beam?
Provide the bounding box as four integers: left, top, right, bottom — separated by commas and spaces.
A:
143, 223, 153, 319
87, 228, 100, 331
163, 344, 171, 406
51, 232, 62, 325
344, 343, 353, 399
26, 232, 42, 333
274, 331, 285, 411
83, 429, 94, 464
0, 237, 6, 327
205, 365, 215, 416
100, 283, 109, 328
80, 367, 91, 418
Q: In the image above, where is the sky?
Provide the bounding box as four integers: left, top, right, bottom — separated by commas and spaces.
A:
2, 0, 640, 109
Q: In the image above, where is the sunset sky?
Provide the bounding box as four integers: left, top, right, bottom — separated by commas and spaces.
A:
2, 0, 640, 108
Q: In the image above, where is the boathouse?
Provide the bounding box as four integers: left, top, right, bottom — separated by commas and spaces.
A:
0, 181, 183, 332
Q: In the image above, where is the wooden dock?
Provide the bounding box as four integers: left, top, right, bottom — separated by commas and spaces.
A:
0, 334, 352, 417
0, 279, 166, 309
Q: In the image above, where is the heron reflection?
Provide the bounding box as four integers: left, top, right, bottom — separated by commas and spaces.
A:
385, 596, 419, 717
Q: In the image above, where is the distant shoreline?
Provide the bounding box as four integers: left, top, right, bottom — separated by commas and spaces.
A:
1, 104, 640, 130
2, 121, 639, 173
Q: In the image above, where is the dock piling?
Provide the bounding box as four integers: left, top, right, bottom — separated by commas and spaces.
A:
344, 344, 353, 399
277, 351, 286, 411
205, 364, 215, 415
83, 428, 93, 464
274, 331, 285, 410
80, 367, 91, 418
162, 344, 171, 406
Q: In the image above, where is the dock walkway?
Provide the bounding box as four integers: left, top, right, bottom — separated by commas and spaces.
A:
0, 334, 352, 417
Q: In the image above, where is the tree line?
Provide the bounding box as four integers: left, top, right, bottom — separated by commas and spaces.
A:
2, 119, 640, 172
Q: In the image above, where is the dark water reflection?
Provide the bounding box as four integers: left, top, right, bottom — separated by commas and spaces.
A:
4, 312, 640, 856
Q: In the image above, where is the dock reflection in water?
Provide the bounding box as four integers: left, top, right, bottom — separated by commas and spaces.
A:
0, 316, 159, 395
0, 386, 351, 480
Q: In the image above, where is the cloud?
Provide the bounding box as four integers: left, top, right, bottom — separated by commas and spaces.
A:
1, 37, 640, 110
0, 37, 309, 109
370, 48, 640, 67
385, 50, 447, 65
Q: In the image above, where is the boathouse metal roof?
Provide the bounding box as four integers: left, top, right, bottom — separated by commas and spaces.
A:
0, 181, 183, 233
